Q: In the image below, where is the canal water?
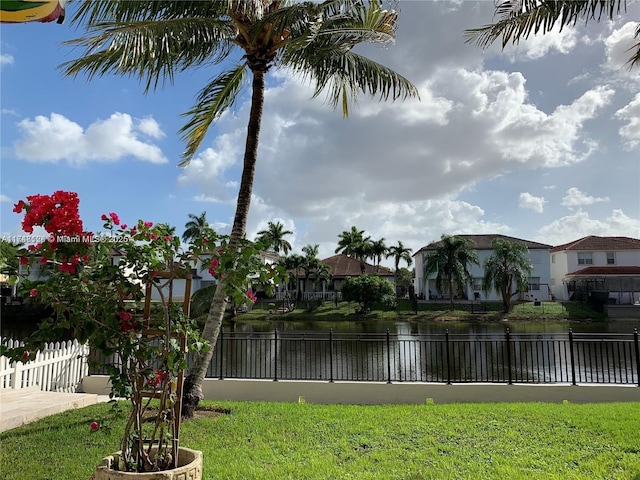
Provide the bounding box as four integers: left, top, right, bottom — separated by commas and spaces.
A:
224, 318, 639, 335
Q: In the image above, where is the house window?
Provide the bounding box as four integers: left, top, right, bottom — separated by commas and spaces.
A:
606, 252, 615, 265
577, 252, 593, 265
472, 278, 482, 292
551, 254, 555, 264
528, 277, 540, 291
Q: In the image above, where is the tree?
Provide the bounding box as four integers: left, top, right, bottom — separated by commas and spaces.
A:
341, 274, 394, 312
283, 253, 305, 300
63, 0, 418, 416
423, 235, 479, 311
482, 238, 533, 313
182, 211, 209, 244
301, 244, 320, 294
257, 221, 293, 255
465, 0, 640, 69
386, 240, 412, 298
370, 238, 388, 271
335, 226, 372, 274
395, 267, 413, 298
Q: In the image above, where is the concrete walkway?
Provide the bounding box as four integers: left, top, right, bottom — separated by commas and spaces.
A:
0, 386, 101, 433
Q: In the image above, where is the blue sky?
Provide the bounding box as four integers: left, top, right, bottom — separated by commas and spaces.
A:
1, 1, 639, 267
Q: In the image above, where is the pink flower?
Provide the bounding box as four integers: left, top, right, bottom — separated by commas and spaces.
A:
144, 221, 153, 228
19, 257, 29, 266
118, 311, 133, 321
90, 421, 99, 432
149, 233, 158, 240
39, 257, 48, 266
101, 214, 108, 221
208, 258, 219, 276
29, 288, 38, 298
121, 224, 127, 230
247, 289, 257, 303
109, 212, 120, 226
164, 235, 171, 242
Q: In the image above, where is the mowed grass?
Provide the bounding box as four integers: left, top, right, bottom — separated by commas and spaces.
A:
1, 401, 639, 479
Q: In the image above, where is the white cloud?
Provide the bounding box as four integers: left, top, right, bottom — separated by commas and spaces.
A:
614, 93, 640, 149
518, 192, 546, 213
0, 194, 11, 203
0, 53, 14, 67
136, 117, 165, 139
503, 24, 578, 60
561, 187, 610, 208
14, 112, 168, 165
536, 210, 640, 246
603, 22, 640, 80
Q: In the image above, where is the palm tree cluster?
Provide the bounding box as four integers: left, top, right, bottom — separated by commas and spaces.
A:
422, 234, 533, 313
334, 226, 412, 274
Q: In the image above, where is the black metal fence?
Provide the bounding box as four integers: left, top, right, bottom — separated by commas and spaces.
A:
89, 329, 640, 386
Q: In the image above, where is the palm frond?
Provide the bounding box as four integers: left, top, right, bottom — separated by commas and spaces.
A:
465, 0, 627, 49
178, 65, 247, 167
61, 17, 235, 92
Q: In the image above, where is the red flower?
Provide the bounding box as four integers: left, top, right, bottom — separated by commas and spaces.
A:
29, 288, 38, 297
109, 212, 120, 226
149, 233, 158, 240
21, 351, 30, 362
150, 369, 167, 388
90, 421, 99, 432
164, 235, 171, 242
118, 311, 133, 322
39, 257, 48, 266
19, 257, 29, 266
121, 224, 127, 230
144, 221, 153, 228
13, 200, 26, 213
101, 214, 108, 221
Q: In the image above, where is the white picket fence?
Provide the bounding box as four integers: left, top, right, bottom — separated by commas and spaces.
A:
0, 339, 89, 392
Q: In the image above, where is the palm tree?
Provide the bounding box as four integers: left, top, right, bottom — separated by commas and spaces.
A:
63, 0, 417, 416
423, 235, 479, 311
284, 253, 305, 300
386, 240, 412, 298
465, 1, 639, 69
370, 238, 387, 271
257, 221, 293, 255
482, 238, 533, 313
335, 226, 372, 273
301, 244, 320, 295
182, 212, 209, 244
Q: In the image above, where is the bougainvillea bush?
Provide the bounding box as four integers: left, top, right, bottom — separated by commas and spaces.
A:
3, 191, 280, 473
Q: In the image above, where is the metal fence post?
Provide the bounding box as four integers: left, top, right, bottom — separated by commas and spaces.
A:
218, 327, 224, 380
445, 329, 451, 385
386, 329, 392, 384
506, 328, 513, 385
634, 328, 639, 387
569, 329, 577, 386
329, 329, 334, 383
273, 329, 279, 382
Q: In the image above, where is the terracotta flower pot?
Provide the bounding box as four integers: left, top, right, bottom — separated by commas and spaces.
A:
94, 447, 202, 480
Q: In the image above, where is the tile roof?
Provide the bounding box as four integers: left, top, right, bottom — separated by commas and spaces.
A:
566, 266, 640, 276
551, 236, 640, 252
415, 234, 551, 254
321, 254, 394, 277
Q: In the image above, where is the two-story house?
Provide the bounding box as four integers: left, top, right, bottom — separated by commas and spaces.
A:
413, 234, 552, 302
550, 236, 640, 304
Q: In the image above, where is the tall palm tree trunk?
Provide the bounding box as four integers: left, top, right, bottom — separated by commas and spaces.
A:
182, 69, 266, 417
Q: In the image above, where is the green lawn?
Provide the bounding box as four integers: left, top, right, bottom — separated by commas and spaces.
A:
236, 299, 606, 322
1, 401, 638, 479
